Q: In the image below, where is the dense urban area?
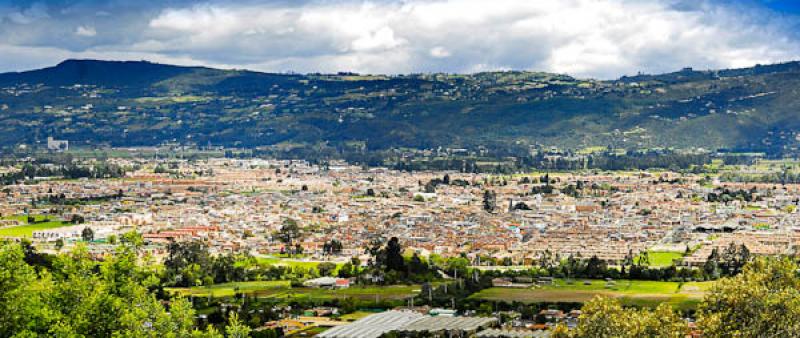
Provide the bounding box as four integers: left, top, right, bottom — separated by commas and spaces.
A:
3, 145, 800, 337
4, 0, 800, 334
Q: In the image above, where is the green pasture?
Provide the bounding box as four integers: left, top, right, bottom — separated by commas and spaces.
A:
0, 215, 72, 238
167, 281, 421, 301
470, 279, 712, 310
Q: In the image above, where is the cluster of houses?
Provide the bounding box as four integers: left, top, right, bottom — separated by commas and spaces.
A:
1, 158, 800, 268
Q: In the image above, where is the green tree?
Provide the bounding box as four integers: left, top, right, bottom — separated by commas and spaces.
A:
277, 218, 302, 257
482, 190, 496, 213
385, 237, 405, 273
0, 242, 225, 337
164, 241, 212, 287
569, 297, 685, 338
698, 257, 800, 337
317, 262, 337, 277
81, 226, 95, 242
225, 313, 251, 338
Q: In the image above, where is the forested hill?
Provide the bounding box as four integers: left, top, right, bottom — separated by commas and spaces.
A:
2, 59, 800, 156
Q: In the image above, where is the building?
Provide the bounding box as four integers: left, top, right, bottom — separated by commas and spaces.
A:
47, 137, 69, 151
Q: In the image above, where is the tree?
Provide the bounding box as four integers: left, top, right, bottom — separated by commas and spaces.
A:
277, 218, 302, 257
385, 237, 405, 273
225, 313, 251, 338
408, 253, 430, 278
338, 262, 354, 278
0, 242, 225, 337
703, 247, 721, 279
211, 254, 246, 284
568, 297, 686, 338
323, 239, 343, 255
81, 227, 94, 242
719, 242, 751, 276
71, 214, 85, 224
698, 257, 800, 337
317, 262, 337, 277
164, 241, 212, 287
424, 181, 436, 193
585, 255, 607, 278
636, 251, 650, 267
351, 257, 361, 276
483, 190, 496, 213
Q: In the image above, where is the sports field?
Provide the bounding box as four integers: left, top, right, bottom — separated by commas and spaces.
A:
470, 278, 712, 310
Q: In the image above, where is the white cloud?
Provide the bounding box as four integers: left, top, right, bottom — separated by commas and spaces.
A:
75, 25, 96, 37
430, 46, 451, 58
1, 0, 799, 78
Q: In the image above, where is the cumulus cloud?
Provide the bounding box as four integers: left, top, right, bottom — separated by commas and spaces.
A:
0, 0, 799, 78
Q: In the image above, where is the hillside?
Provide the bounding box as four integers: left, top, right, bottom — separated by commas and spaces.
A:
2, 59, 800, 156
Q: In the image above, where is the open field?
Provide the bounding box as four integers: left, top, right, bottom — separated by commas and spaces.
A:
0, 215, 71, 238
256, 256, 345, 272
470, 279, 712, 310
639, 251, 685, 267
167, 281, 421, 301
338, 311, 377, 321
165, 281, 291, 297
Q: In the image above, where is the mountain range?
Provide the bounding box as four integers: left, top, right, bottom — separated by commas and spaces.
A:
1, 59, 800, 156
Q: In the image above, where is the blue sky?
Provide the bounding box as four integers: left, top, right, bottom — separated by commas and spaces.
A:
761, 0, 800, 13
0, 0, 799, 78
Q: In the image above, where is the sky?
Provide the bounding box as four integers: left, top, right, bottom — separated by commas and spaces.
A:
0, 0, 799, 79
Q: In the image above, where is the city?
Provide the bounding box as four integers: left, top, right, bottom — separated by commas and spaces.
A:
1, 149, 799, 336
3, 0, 800, 337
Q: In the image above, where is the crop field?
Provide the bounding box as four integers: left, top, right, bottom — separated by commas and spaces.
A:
0, 215, 72, 238
167, 281, 421, 301
470, 279, 713, 310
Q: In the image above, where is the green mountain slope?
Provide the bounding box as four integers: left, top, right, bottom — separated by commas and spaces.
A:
1, 59, 799, 156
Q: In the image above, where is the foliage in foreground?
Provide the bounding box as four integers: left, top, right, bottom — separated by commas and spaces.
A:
4, 235, 800, 338
697, 257, 800, 337
558, 257, 800, 338
0, 241, 246, 337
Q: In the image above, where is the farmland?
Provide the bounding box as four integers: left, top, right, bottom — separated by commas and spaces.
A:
167, 281, 422, 301
470, 279, 713, 310
255, 256, 345, 272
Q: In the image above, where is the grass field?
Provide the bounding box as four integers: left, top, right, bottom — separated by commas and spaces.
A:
286, 326, 328, 338
166, 281, 291, 297
338, 311, 376, 321
256, 256, 345, 272
639, 251, 685, 267
470, 279, 712, 310
167, 281, 421, 301
0, 215, 71, 238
